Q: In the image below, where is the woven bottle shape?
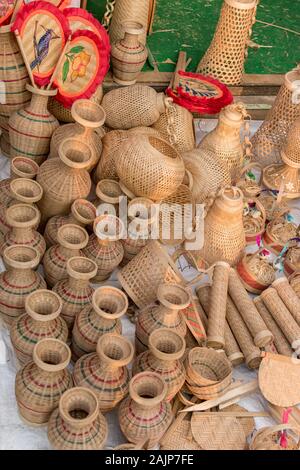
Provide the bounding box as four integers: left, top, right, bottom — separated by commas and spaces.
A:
43, 199, 96, 248
207, 262, 230, 350
94, 179, 124, 216
251, 69, 300, 167
101, 85, 166, 129
15, 338, 72, 425
71, 286, 128, 361
116, 134, 185, 201
197, 187, 246, 266
1, 204, 46, 260
135, 283, 190, 354
73, 333, 134, 412
53, 257, 98, 331
198, 104, 246, 182
37, 138, 93, 221
49, 100, 106, 171
83, 214, 124, 282
10, 289, 68, 365
48, 387, 108, 450
133, 328, 186, 401
43, 224, 89, 288
111, 21, 148, 86
109, 0, 150, 45
119, 371, 173, 446
9, 85, 59, 164
0, 246, 46, 326
196, 0, 258, 85
0, 25, 30, 157
236, 249, 276, 294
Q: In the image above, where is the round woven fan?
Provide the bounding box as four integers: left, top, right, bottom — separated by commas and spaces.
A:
0, 0, 16, 26
224, 404, 255, 438
167, 71, 233, 114
12, 1, 70, 87
191, 414, 246, 450
43, 0, 70, 8
53, 29, 109, 108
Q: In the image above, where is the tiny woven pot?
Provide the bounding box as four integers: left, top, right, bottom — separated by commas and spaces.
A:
0, 245, 46, 326
250, 425, 300, 450
43, 224, 89, 288
73, 333, 134, 412
236, 250, 276, 294
10, 289, 68, 365
243, 198, 266, 245
48, 387, 108, 450
118, 371, 173, 447
71, 286, 128, 361
15, 338, 72, 426
262, 216, 298, 255
133, 328, 186, 401
190, 414, 246, 450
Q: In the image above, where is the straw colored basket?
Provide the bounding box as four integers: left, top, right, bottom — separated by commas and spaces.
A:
262, 216, 298, 255
250, 425, 300, 450
236, 163, 262, 198
284, 243, 300, 277
236, 249, 276, 294
243, 198, 266, 245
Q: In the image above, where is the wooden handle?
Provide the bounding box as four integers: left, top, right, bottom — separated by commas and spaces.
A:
14, 30, 37, 88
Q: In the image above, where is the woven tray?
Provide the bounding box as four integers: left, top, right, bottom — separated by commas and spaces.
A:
190, 414, 246, 450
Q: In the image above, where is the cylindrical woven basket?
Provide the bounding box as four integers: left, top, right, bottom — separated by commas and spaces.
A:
185, 347, 232, 389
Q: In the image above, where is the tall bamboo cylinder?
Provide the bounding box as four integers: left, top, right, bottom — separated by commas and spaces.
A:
272, 277, 300, 326
207, 262, 230, 349
260, 288, 300, 350
228, 268, 273, 347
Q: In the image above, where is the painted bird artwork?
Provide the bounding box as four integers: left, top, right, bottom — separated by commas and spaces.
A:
30, 22, 60, 71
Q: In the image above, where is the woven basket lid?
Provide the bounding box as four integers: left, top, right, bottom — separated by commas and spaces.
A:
191, 414, 246, 450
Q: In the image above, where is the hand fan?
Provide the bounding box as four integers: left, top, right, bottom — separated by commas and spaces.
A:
40, 0, 70, 8
12, 1, 70, 86
0, 0, 16, 26
53, 29, 109, 107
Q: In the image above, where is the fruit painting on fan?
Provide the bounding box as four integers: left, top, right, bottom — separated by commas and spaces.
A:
61, 46, 91, 83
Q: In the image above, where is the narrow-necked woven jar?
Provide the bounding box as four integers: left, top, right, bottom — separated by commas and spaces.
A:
0, 245, 46, 326
118, 371, 173, 447
133, 328, 186, 401
53, 257, 97, 331
48, 387, 108, 450
43, 224, 89, 288
94, 130, 128, 182
15, 338, 72, 425
73, 333, 134, 412
10, 289, 68, 365
135, 283, 190, 354
71, 286, 128, 361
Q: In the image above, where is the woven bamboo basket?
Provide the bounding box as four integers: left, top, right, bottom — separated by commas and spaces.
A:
43, 224, 89, 288
190, 414, 246, 450
48, 387, 108, 450
10, 289, 68, 365
10, 157, 39, 179
109, 0, 150, 45
236, 249, 276, 294
237, 162, 262, 198
272, 277, 300, 325
71, 286, 127, 361
95, 179, 124, 215
0, 246, 46, 326
53, 257, 97, 330
243, 198, 266, 245
289, 272, 300, 298
262, 216, 298, 255
250, 425, 300, 450
284, 242, 300, 277
73, 333, 134, 412
15, 338, 72, 426
118, 371, 173, 447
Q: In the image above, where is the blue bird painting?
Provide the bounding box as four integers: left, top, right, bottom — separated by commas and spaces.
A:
30, 22, 60, 71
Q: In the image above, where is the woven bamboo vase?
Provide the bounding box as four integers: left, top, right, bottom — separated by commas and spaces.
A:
135, 283, 190, 354
133, 328, 186, 401
53, 257, 97, 331
48, 387, 108, 450
9, 85, 59, 163
49, 100, 106, 171
109, 0, 150, 45
43, 224, 89, 288
73, 333, 134, 412
119, 371, 173, 447
0, 24, 30, 157
0, 246, 46, 326
94, 179, 124, 215
10, 289, 68, 365
94, 130, 128, 182
71, 286, 128, 360
15, 338, 72, 426
37, 138, 93, 221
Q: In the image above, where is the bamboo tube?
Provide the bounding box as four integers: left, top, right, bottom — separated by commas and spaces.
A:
228, 268, 273, 348
207, 262, 230, 349
272, 277, 300, 326
260, 288, 300, 350
253, 297, 293, 357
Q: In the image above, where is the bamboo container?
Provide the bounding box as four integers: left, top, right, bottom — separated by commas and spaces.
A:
15, 339, 72, 425
71, 286, 128, 361
260, 288, 300, 350
95, 179, 124, 215
262, 216, 298, 255
109, 0, 150, 45
133, 328, 186, 401
207, 262, 230, 349
284, 243, 300, 277
236, 249, 276, 294
272, 277, 300, 325
9, 85, 59, 164
49, 100, 106, 171
0, 246, 46, 326
53, 257, 97, 330
48, 387, 108, 450
43, 224, 89, 288
37, 138, 92, 221
73, 333, 134, 412
228, 268, 273, 347
118, 371, 173, 447
94, 130, 128, 182
253, 297, 293, 357
135, 283, 190, 354
10, 289, 68, 365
